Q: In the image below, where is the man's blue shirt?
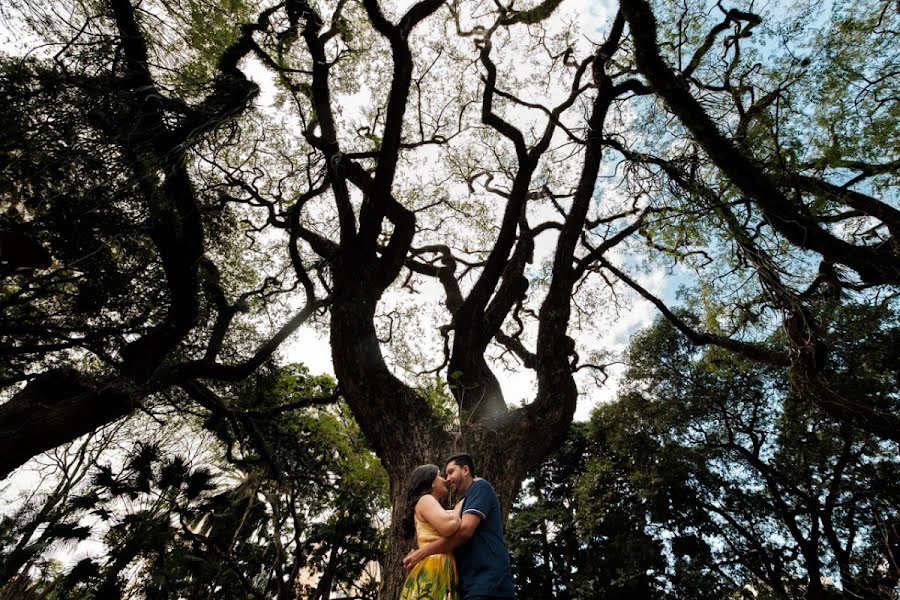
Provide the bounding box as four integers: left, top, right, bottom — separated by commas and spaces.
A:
455, 479, 516, 599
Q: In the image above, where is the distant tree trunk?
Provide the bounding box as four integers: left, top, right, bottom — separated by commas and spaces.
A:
0, 573, 44, 600
311, 544, 340, 600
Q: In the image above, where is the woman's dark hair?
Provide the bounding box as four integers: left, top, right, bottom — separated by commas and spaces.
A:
401, 464, 440, 541
446, 453, 476, 478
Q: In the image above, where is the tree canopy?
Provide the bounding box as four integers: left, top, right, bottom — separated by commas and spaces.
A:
508, 311, 898, 599
1, 365, 388, 599
1, 0, 897, 595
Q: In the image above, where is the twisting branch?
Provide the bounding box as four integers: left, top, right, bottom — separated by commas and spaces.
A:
789, 175, 900, 238
356, 0, 443, 295
291, 0, 357, 246
478, 38, 528, 161
171, 296, 331, 382
598, 255, 790, 367
507, 11, 626, 464
682, 6, 761, 80
406, 245, 466, 313
494, 330, 538, 369
618, 0, 900, 286
574, 209, 650, 280
716, 200, 900, 443
110, 0, 209, 379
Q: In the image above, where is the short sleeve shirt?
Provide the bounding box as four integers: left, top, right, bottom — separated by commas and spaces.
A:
455, 479, 516, 599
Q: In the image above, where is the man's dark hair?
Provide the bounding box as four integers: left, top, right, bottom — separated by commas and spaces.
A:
446, 453, 477, 478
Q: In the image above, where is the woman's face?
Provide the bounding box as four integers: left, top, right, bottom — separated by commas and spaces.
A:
430, 472, 450, 499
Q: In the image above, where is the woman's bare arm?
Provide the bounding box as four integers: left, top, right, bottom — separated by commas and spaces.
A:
403, 513, 480, 570
416, 495, 461, 537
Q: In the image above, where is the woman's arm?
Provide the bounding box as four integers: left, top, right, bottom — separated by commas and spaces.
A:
416, 495, 460, 537
403, 512, 480, 570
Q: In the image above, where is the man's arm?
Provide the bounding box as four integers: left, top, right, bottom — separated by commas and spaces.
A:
402, 513, 480, 570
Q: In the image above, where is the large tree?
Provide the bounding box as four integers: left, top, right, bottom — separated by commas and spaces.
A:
593, 310, 899, 599
1, 0, 897, 595
506, 308, 899, 599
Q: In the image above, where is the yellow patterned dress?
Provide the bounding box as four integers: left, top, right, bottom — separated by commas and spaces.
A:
400, 517, 459, 600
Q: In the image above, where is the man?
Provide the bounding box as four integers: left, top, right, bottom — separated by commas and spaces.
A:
403, 453, 516, 599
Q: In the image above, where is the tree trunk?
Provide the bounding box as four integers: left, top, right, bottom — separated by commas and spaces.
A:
328, 289, 545, 598
381, 494, 416, 600
331, 243, 593, 592
311, 544, 340, 600
375, 417, 546, 599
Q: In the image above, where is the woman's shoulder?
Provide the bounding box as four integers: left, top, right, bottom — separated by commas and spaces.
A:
416, 494, 441, 508
414, 493, 439, 518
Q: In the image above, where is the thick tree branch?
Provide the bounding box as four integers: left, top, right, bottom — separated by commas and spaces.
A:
790, 174, 900, 238
356, 0, 441, 283
406, 245, 465, 313
172, 297, 331, 382
494, 330, 538, 369
479, 39, 528, 161
0, 370, 139, 479
619, 0, 900, 286
110, 0, 207, 380
483, 223, 534, 344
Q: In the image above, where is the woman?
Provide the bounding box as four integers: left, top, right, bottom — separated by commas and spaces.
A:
400, 464, 460, 600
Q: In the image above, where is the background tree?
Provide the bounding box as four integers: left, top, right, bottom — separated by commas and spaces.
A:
506, 423, 588, 599
507, 422, 669, 599
593, 310, 898, 598
0, 429, 120, 589
505, 312, 898, 599
0, 364, 388, 599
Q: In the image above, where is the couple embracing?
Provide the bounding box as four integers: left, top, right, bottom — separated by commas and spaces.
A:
400, 453, 516, 600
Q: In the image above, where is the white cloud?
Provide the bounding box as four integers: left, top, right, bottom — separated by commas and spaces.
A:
283, 325, 335, 376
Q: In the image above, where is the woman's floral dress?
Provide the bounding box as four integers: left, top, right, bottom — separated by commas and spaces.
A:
400, 517, 459, 600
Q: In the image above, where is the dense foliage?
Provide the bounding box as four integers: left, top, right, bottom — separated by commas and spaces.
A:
508, 314, 899, 599
1, 365, 388, 599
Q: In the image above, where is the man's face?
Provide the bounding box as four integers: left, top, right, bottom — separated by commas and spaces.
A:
445, 460, 470, 495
